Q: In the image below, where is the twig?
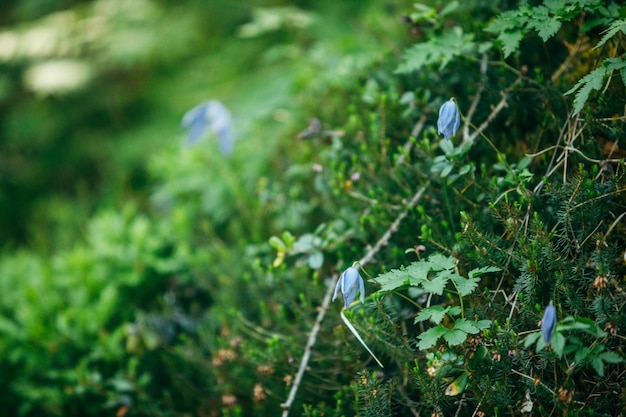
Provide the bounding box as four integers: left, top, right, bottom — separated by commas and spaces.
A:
464, 74, 524, 146
510, 368, 555, 396
359, 185, 428, 267
396, 113, 428, 166
463, 54, 488, 142
280, 274, 337, 416
280, 184, 429, 417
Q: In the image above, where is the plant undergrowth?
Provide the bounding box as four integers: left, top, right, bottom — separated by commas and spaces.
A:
1, 1, 625, 417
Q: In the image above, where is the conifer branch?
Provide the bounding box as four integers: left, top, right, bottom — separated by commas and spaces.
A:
281, 184, 429, 417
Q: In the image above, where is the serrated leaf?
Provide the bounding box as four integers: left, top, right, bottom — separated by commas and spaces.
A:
591, 357, 605, 376
599, 351, 624, 364
565, 58, 626, 113
443, 329, 467, 346
374, 268, 411, 292
575, 347, 590, 364
473, 319, 492, 330
527, 5, 562, 41
405, 260, 433, 280
396, 27, 475, 73
497, 31, 524, 57
447, 306, 463, 317
427, 253, 456, 271
485, 10, 523, 34
565, 65, 607, 114
453, 318, 480, 334
594, 19, 626, 49
468, 266, 501, 278
450, 273, 479, 296
605, 57, 626, 73
421, 272, 449, 295
415, 306, 448, 324
417, 325, 448, 350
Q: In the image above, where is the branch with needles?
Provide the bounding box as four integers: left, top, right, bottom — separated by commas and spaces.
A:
280, 183, 429, 416
280, 117, 430, 416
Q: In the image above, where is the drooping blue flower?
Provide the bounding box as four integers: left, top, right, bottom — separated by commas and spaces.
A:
333, 266, 365, 309
541, 304, 557, 345
181, 100, 234, 155
437, 98, 460, 140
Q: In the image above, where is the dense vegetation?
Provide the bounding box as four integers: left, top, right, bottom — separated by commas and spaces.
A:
1, 1, 625, 416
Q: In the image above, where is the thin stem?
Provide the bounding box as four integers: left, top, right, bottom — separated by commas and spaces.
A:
340, 309, 384, 368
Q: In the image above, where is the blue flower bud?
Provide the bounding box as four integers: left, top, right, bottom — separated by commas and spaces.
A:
541, 304, 556, 345
181, 100, 234, 155
437, 99, 460, 141
333, 266, 365, 309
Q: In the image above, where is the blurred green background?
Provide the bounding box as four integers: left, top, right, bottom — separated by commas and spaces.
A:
0, 0, 403, 250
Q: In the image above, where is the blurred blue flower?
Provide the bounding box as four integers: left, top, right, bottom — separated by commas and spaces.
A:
333, 266, 365, 309
181, 100, 234, 155
437, 98, 460, 140
541, 304, 556, 345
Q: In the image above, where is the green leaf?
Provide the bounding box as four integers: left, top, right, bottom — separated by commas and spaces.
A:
599, 351, 624, 364
427, 253, 456, 271
498, 31, 524, 57
594, 19, 626, 49
268, 236, 285, 250
468, 266, 501, 278
417, 325, 447, 350
557, 316, 608, 338
440, 1, 459, 17
473, 319, 492, 330
453, 318, 480, 334
565, 65, 606, 114
574, 346, 590, 364
443, 329, 467, 346
447, 306, 463, 318
527, 5, 562, 41
374, 268, 411, 292
405, 260, 434, 280
414, 305, 448, 324
307, 251, 324, 269
421, 272, 449, 295
485, 9, 523, 34
591, 356, 605, 376
445, 372, 469, 396
564, 58, 626, 115
523, 331, 541, 349
450, 273, 479, 297
552, 332, 566, 358
395, 27, 475, 73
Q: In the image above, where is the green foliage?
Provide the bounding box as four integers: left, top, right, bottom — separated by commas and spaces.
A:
486, 0, 606, 57
354, 371, 394, 417
396, 26, 476, 73
524, 315, 624, 376
373, 255, 498, 350
1, 0, 626, 416
566, 56, 626, 115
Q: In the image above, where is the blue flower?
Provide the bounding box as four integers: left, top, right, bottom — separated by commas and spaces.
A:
541, 304, 556, 345
437, 98, 460, 140
333, 266, 365, 309
181, 100, 234, 155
